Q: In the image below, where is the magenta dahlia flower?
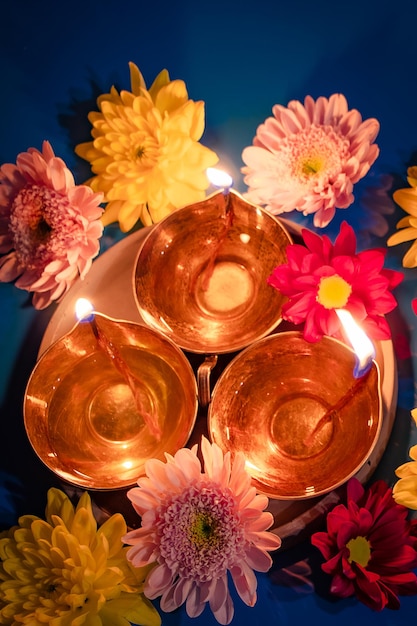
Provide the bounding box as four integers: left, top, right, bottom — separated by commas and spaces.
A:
267, 221, 403, 342
241, 93, 380, 227
0, 141, 104, 309
123, 436, 281, 625
311, 478, 417, 610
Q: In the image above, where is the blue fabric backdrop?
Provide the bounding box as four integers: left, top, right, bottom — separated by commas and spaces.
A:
1, 1, 417, 624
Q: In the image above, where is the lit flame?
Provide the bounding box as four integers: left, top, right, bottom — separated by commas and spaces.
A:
206, 167, 233, 191
75, 297, 94, 321
336, 309, 376, 378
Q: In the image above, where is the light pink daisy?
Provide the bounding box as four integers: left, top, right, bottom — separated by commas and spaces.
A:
123, 436, 281, 625
0, 141, 104, 309
267, 221, 403, 342
241, 93, 380, 227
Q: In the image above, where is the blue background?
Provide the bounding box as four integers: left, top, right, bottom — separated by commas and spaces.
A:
1, 0, 417, 624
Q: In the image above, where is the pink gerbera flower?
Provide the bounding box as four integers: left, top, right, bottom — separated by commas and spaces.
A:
267, 221, 403, 342
0, 141, 104, 309
241, 93, 380, 227
311, 478, 417, 610
123, 436, 281, 625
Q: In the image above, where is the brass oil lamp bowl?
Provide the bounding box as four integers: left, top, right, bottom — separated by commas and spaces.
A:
133, 188, 293, 356
208, 331, 382, 500
24, 312, 198, 490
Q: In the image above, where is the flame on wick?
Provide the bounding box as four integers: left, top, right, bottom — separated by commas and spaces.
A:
336, 309, 376, 378
75, 298, 94, 322
207, 167, 233, 191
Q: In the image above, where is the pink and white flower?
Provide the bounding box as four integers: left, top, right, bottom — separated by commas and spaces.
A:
0, 141, 104, 309
123, 436, 281, 625
241, 93, 380, 227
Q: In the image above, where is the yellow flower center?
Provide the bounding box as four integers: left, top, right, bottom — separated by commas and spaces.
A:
301, 156, 325, 176
280, 125, 349, 189
346, 535, 371, 567
316, 275, 352, 309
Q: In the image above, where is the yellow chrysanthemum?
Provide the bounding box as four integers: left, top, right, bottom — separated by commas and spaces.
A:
0, 488, 160, 626
76, 62, 219, 231
393, 444, 417, 509
387, 166, 417, 267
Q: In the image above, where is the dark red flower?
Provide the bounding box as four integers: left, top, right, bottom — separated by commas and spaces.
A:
311, 478, 417, 610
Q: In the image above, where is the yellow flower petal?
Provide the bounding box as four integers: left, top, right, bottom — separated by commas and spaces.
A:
129, 61, 146, 96
155, 79, 189, 114
395, 461, 417, 478
163, 179, 205, 208
46, 489, 76, 528
27, 519, 53, 542
139, 204, 154, 227
393, 476, 417, 509
97, 514, 126, 558
148, 68, 171, 103
146, 203, 176, 224
69, 507, 97, 546
387, 225, 417, 245
402, 240, 417, 268
100, 200, 125, 226
101, 594, 161, 626
117, 200, 146, 232
393, 188, 417, 216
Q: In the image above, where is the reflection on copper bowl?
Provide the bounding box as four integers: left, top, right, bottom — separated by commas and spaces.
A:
208, 332, 382, 500
133, 189, 292, 354
24, 314, 198, 490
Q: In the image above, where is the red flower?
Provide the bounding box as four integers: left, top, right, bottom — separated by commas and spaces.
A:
311, 478, 417, 610
267, 221, 403, 342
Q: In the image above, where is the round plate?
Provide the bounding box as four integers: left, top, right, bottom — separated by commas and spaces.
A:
38, 224, 397, 544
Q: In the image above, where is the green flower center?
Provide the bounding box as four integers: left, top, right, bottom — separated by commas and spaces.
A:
316, 275, 352, 309
346, 535, 371, 567
188, 512, 220, 549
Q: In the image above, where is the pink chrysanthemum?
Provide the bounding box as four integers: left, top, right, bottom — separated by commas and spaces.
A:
267, 221, 403, 342
311, 478, 417, 610
241, 93, 380, 227
123, 436, 281, 625
0, 141, 104, 309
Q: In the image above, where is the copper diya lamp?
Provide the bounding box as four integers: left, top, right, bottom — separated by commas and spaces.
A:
132, 179, 293, 405
24, 305, 198, 490
207, 330, 382, 500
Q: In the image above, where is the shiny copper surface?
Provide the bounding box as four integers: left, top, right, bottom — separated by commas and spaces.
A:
133, 189, 293, 354
208, 331, 382, 500
24, 314, 198, 490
